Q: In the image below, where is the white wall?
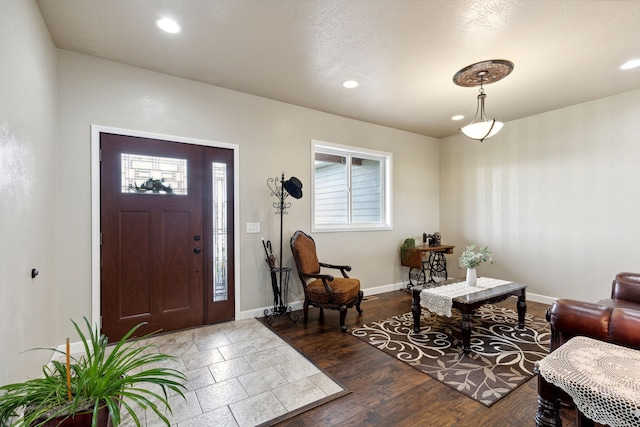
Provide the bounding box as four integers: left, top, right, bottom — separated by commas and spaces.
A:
55, 50, 440, 339
11, 3, 639, 384
0, 0, 58, 383
440, 89, 640, 302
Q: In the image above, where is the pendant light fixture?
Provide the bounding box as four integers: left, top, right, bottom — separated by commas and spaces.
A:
453, 59, 514, 142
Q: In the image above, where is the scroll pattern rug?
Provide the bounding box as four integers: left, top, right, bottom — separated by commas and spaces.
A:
351, 304, 550, 406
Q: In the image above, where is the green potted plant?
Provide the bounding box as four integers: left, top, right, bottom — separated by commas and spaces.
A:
0, 318, 187, 427
459, 244, 493, 286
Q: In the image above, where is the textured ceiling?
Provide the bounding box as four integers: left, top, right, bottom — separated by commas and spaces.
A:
35, 0, 640, 138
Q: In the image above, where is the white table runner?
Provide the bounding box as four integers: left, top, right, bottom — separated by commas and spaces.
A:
419, 277, 513, 317
537, 336, 640, 427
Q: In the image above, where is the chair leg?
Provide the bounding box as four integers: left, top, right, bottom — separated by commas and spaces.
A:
303, 298, 310, 323
355, 290, 364, 314
339, 307, 348, 332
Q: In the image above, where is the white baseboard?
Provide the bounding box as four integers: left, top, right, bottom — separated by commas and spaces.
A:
54, 341, 85, 360
237, 281, 409, 320
526, 292, 556, 305
57, 283, 558, 357
238, 282, 558, 321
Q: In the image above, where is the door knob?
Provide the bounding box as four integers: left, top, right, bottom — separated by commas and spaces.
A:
193, 247, 201, 254
194, 235, 201, 241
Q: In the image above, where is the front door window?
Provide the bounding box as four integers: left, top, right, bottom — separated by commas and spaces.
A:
121, 152, 188, 195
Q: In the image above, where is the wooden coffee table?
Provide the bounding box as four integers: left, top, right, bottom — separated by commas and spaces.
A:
411, 278, 527, 354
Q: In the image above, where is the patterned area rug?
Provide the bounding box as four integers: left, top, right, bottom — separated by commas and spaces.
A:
351, 304, 550, 406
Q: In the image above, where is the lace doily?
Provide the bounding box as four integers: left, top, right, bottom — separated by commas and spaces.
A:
537, 336, 640, 427
419, 277, 513, 317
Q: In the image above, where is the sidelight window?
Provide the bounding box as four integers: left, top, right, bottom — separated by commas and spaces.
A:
212, 162, 228, 302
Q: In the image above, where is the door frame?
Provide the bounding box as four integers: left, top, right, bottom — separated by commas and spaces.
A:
90, 124, 240, 330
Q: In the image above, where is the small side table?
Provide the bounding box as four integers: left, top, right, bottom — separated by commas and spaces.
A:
402, 244, 455, 288
535, 336, 640, 427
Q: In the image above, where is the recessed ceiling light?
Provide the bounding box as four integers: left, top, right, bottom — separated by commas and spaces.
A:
620, 59, 640, 70
343, 80, 359, 89
451, 115, 464, 121
156, 18, 180, 34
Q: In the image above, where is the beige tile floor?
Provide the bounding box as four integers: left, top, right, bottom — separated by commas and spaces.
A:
116, 317, 344, 426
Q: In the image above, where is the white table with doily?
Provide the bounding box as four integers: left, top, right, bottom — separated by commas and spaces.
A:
535, 336, 640, 427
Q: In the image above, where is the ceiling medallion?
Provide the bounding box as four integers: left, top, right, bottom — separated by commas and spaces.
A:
453, 59, 514, 142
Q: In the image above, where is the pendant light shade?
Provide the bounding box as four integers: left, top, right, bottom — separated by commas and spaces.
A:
461, 120, 503, 141
459, 87, 503, 142
453, 60, 513, 142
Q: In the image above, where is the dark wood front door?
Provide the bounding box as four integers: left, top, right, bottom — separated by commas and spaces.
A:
100, 132, 234, 341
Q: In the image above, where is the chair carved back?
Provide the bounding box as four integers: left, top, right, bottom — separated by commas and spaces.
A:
291, 231, 320, 276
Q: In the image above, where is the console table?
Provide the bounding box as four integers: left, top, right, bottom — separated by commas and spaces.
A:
401, 244, 455, 288
535, 336, 640, 427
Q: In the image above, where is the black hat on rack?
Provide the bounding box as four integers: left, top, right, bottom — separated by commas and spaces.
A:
284, 177, 303, 199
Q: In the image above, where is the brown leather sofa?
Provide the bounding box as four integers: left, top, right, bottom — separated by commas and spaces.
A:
547, 272, 640, 351
535, 272, 640, 426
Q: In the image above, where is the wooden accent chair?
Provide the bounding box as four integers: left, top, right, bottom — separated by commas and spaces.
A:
290, 230, 363, 332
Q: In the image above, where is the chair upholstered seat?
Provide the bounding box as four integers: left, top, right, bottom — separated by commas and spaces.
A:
306, 277, 361, 304
290, 230, 363, 332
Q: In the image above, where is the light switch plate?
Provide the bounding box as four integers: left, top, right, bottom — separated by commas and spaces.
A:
246, 222, 260, 233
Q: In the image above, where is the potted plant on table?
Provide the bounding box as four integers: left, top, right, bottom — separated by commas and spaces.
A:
0, 318, 187, 427
459, 244, 494, 286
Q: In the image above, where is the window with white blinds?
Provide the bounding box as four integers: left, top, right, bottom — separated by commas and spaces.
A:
312, 140, 392, 232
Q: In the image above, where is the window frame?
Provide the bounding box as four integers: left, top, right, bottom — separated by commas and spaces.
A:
311, 139, 393, 232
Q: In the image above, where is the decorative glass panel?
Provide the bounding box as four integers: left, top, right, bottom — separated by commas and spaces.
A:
121, 153, 187, 195
212, 162, 228, 302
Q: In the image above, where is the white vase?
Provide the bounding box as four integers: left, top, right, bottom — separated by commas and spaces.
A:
466, 268, 477, 286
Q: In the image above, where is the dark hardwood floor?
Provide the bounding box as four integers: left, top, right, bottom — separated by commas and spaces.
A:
265, 289, 579, 427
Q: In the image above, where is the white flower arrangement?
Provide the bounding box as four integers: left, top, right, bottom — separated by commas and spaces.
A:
460, 245, 494, 269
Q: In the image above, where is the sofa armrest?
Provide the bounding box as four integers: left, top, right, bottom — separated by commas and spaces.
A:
547, 299, 611, 350
609, 308, 640, 349
547, 298, 640, 351
611, 272, 640, 303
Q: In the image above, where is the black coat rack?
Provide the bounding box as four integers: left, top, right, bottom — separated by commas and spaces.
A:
263, 173, 302, 324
